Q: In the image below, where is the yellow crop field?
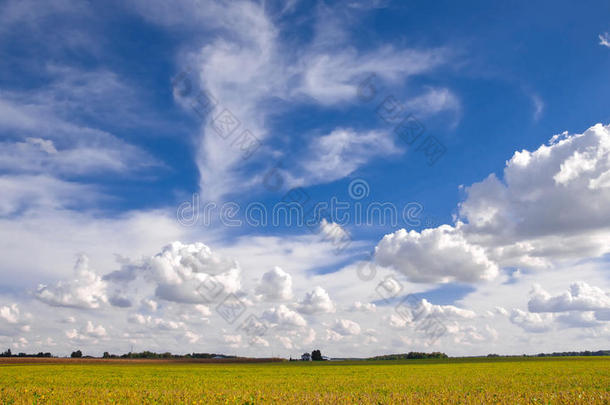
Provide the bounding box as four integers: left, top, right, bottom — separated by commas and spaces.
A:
0, 357, 608, 404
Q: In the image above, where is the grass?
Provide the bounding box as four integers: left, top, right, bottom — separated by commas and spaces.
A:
0, 356, 608, 404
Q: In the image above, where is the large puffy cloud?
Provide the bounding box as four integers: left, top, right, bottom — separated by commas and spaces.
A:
528, 282, 610, 313
528, 282, 610, 324
147, 242, 241, 304
375, 123, 610, 285
297, 286, 336, 314
66, 321, 107, 341
375, 226, 499, 283
459, 123, 610, 267
400, 298, 476, 321
255, 267, 293, 301
105, 242, 241, 304
509, 309, 553, 333
384, 298, 476, 332
332, 318, 361, 336
262, 304, 306, 328
35, 255, 108, 309
0, 304, 30, 336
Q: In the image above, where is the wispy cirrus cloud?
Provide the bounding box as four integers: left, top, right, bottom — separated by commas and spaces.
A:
129, 0, 457, 200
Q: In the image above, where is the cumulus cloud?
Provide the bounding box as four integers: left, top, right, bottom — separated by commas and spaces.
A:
528, 282, 610, 324
35, 255, 108, 309
405, 298, 477, 321
385, 298, 475, 330
459, 124, 610, 267
332, 318, 361, 336
375, 226, 499, 283
107, 242, 241, 304
255, 266, 293, 301
347, 301, 376, 312
375, 123, 610, 287
223, 334, 242, 348
262, 304, 306, 328
128, 314, 186, 331
0, 304, 30, 336
509, 309, 553, 333
297, 286, 336, 314
0, 304, 21, 324
528, 282, 610, 313
66, 321, 107, 341
141, 299, 158, 312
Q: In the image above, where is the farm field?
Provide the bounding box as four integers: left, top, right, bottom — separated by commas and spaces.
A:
0, 356, 608, 404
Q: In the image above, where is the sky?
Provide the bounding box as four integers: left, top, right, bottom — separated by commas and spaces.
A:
1, 0, 610, 358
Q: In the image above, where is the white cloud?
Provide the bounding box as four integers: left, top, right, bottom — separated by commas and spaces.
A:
459, 123, 610, 268
255, 267, 293, 301
0, 70, 160, 179
35, 255, 108, 309
528, 282, 610, 313
509, 309, 553, 333
332, 318, 361, 336
141, 299, 158, 312
262, 304, 306, 328
114, 242, 241, 304
223, 334, 242, 348
0, 175, 101, 216
404, 87, 460, 118
375, 226, 499, 283
278, 336, 293, 349
0, 304, 21, 324
184, 330, 200, 343
599, 32, 610, 48
296, 46, 447, 105
66, 320, 107, 341
128, 314, 185, 331
129, 0, 453, 199
325, 329, 343, 342
194, 304, 211, 317
347, 301, 376, 313
286, 128, 400, 187
249, 336, 270, 347
297, 286, 336, 314
530, 94, 544, 121
0, 304, 29, 336
83, 321, 107, 338
409, 299, 477, 320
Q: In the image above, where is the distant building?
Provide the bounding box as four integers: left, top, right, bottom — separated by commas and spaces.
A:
321, 355, 330, 361
301, 352, 311, 361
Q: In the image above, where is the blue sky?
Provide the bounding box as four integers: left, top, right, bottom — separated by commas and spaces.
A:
1, 0, 610, 357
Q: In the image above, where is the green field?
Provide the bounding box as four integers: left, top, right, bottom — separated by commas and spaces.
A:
0, 357, 608, 404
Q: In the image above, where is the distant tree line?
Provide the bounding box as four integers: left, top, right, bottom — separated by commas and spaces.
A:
533, 350, 610, 357
369, 352, 448, 360
1, 349, 52, 358
486, 350, 610, 358
101, 351, 237, 359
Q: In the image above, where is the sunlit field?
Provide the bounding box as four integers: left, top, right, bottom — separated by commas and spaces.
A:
0, 356, 608, 404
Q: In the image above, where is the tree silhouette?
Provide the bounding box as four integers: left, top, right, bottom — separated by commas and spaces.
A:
311, 349, 323, 361
71, 350, 82, 358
